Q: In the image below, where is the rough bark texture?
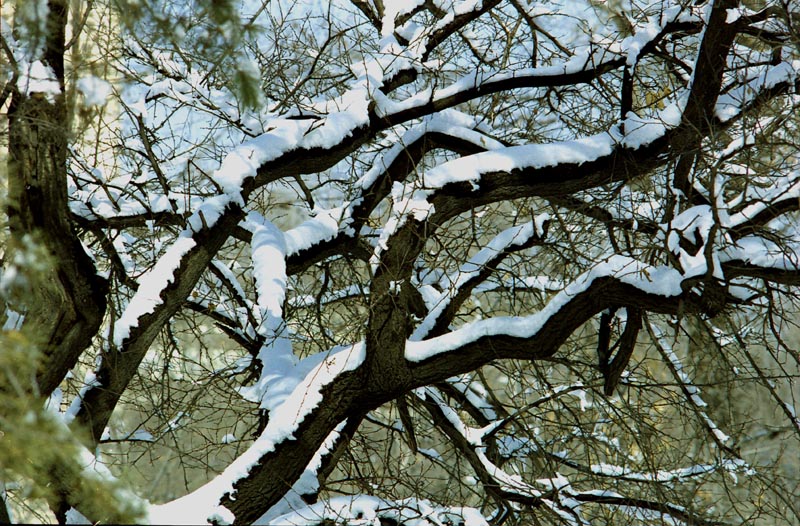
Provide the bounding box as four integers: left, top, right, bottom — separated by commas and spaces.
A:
6, 0, 107, 399
210, 4, 750, 520
5, 1, 799, 523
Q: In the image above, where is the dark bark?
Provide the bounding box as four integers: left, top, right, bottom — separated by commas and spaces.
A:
596, 308, 615, 375
68, 0, 746, 453
0, 491, 10, 525
6, 0, 107, 399
216, 7, 757, 520
14, 1, 797, 523
220, 272, 711, 524
603, 306, 642, 396
221, 369, 373, 525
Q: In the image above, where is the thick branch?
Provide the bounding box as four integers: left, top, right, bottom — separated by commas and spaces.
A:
409, 274, 705, 387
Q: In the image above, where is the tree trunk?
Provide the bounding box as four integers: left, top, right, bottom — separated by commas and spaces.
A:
5, 0, 107, 400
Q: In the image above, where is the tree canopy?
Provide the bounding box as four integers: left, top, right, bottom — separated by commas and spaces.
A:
1, 0, 800, 524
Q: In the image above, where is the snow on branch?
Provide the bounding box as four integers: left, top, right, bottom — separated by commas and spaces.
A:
358, 109, 505, 192
247, 212, 287, 324
411, 214, 550, 340
236, 212, 297, 411
112, 235, 197, 347
261, 495, 488, 526
150, 343, 366, 524
283, 109, 503, 265
377, 2, 697, 122
715, 61, 800, 123
589, 459, 752, 483
406, 255, 684, 363
372, 105, 684, 268
648, 321, 739, 451
253, 420, 349, 525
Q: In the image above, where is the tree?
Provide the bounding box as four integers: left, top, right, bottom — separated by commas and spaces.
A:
1, 0, 800, 524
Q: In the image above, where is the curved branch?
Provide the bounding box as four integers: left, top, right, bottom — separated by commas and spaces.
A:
287, 128, 495, 275
408, 265, 706, 386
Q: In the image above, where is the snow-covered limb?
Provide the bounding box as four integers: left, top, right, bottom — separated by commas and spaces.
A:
288, 284, 366, 309
406, 255, 685, 363
371, 112, 675, 268
283, 110, 504, 274
190, 251, 718, 523
150, 343, 366, 524
375, 18, 792, 264
112, 235, 197, 347
8, 0, 800, 523
411, 215, 550, 341
648, 321, 739, 451
588, 460, 751, 483
260, 495, 488, 526
254, 419, 351, 523
379, 2, 697, 121
247, 212, 287, 330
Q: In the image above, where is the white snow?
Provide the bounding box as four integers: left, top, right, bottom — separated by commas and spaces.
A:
237, 213, 299, 411
622, 24, 659, 67
723, 236, 800, 271
370, 131, 619, 269
76, 76, 113, 106
113, 236, 196, 346
186, 195, 236, 233
411, 218, 547, 341
284, 207, 348, 256
263, 495, 488, 526
618, 102, 683, 149
17, 60, 61, 97
212, 62, 376, 197
356, 109, 504, 192
255, 421, 349, 524
2, 309, 24, 330
248, 212, 288, 320
406, 256, 684, 362
111, 192, 247, 348
65, 371, 101, 423
725, 175, 800, 231
389, 280, 403, 294
716, 62, 799, 122
664, 204, 722, 278
65, 508, 91, 524
429, 132, 616, 188
150, 343, 365, 524
591, 462, 725, 482
372, 104, 685, 270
